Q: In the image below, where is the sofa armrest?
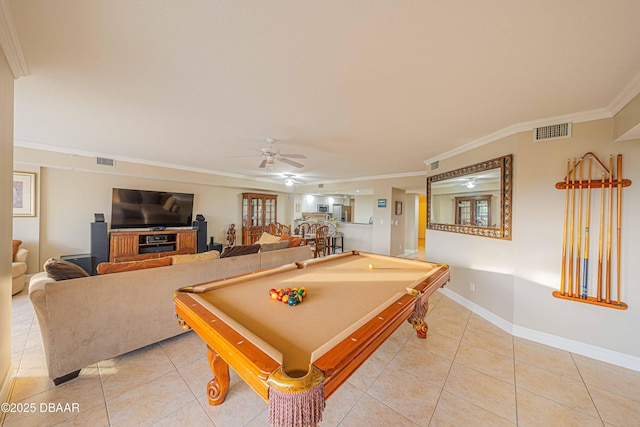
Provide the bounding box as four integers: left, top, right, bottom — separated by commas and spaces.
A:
14, 247, 29, 263
29, 271, 53, 289
29, 272, 54, 302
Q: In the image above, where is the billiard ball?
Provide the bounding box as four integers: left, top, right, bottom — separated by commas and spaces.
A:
369, 263, 375, 269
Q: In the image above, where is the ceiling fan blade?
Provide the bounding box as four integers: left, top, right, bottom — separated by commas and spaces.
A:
279, 153, 307, 159
258, 159, 267, 168
279, 158, 304, 168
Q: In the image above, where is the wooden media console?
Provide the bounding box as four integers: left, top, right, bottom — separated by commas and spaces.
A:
109, 229, 197, 262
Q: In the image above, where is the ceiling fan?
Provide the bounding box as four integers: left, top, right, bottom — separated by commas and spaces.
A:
257, 138, 306, 169
282, 173, 304, 187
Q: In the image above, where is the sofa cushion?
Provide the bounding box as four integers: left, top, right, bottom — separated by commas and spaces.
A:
257, 232, 281, 244
97, 257, 172, 275
260, 240, 291, 252
44, 258, 90, 281
170, 250, 220, 265
219, 244, 261, 258
279, 234, 303, 248
12, 240, 22, 260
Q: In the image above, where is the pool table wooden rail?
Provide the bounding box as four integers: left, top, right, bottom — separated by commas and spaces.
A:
315, 263, 450, 398
175, 292, 280, 403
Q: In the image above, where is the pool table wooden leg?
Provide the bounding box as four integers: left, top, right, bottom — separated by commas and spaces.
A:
408, 300, 429, 339
207, 346, 230, 406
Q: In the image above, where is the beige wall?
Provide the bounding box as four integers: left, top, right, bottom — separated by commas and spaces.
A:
0, 51, 14, 401
371, 183, 392, 254
403, 194, 419, 252
353, 195, 373, 224
426, 115, 640, 361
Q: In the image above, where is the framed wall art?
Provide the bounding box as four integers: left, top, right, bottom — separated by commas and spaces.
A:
13, 172, 36, 217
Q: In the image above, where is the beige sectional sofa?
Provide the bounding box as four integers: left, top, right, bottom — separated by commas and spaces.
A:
29, 245, 313, 385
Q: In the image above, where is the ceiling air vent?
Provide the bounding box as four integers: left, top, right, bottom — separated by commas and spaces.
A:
430, 161, 439, 170
96, 157, 115, 167
534, 123, 572, 142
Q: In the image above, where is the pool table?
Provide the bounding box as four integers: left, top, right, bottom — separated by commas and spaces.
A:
174, 251, 449, 426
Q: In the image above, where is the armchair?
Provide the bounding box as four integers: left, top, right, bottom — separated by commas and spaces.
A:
12, 243, 29, 295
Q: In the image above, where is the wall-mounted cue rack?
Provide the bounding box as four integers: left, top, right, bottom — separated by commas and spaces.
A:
552, 152, 631, 310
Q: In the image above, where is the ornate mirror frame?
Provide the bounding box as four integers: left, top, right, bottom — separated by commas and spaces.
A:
427, 154, 513, 240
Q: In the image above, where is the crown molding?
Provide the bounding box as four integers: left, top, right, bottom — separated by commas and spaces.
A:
423, 71, 640, 166
608, 70, 640, 115
14, 139, 255, 181
305, 170, 428, 187
423, 108, 612, 165
0, 0, 28, 78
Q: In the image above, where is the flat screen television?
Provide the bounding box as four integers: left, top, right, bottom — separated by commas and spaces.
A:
111, 188, 194, 229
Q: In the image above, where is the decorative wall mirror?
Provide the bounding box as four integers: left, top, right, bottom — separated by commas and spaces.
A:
427, 154, 512, 239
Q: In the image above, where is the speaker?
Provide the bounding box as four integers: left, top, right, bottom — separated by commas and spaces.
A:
91, 222, 109, 275
192, 220, 207, 253
61, 254, 92, 275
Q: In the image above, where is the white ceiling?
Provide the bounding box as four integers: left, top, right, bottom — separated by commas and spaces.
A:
8, 1, 640, 185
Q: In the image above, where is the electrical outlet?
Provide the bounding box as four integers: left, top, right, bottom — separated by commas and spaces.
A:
470, 282, 475, 292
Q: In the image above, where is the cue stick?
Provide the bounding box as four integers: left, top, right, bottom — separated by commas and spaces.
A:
574, 158, 584, 298
606, 155, 613, 304
568, 159, 576, 297
560, 159, 571, 296
581, 156, 592, 299
616, 154, 623, 304
597, 171, 605, 302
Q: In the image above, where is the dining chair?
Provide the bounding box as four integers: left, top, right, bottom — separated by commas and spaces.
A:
312, 225, 329, 257
278, 223, 291, 235
266, 223, 279, 235
299, 222, 311, 236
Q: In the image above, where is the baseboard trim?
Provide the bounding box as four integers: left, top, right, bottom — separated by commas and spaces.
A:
439, 288, 640, 372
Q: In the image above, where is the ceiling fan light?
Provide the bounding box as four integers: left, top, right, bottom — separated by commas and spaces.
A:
465, 181, 476, 189
284, 178, 294, 186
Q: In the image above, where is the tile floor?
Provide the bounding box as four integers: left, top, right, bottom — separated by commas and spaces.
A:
5, 261, 640, 426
